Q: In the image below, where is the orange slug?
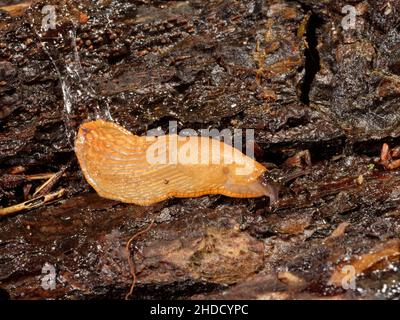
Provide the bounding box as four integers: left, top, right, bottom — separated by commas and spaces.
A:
75, 120, 277, 205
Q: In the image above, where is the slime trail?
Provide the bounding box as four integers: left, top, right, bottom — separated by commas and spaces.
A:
27, 1, 112, 147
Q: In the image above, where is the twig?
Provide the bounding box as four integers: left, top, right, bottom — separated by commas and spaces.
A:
25, 173, 55, 181
33, 167, 67, 197
0, 189, 65, 217
0, 2, 31, 17
125, 220, 155, 300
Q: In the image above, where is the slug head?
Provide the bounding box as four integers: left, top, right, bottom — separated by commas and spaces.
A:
222, 157, 279, 205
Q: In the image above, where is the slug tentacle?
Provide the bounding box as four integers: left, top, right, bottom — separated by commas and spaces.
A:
75, 120, 276, 205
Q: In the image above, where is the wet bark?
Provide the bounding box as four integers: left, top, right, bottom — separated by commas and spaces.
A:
0, 0, 399, 300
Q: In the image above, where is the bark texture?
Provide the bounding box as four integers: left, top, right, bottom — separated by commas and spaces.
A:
0, 0, 399, 300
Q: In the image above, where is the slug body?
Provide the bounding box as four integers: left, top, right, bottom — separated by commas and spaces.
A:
75, 120, 276, 205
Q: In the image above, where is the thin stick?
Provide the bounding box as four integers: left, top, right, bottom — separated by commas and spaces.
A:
125, 220, 155, 300
0, 3, 30, 17
33, 173, 56, 197
33, 167, 66, 197
25, 173, 55, 181
0, 189, 65, 217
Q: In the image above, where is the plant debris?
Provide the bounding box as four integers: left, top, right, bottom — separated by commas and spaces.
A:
0, 0, 399, 300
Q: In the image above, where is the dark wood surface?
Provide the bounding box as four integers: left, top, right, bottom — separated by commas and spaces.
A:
0, 0, 399, 299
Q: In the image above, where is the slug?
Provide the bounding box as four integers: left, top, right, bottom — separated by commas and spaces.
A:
75, 120, 277, 206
